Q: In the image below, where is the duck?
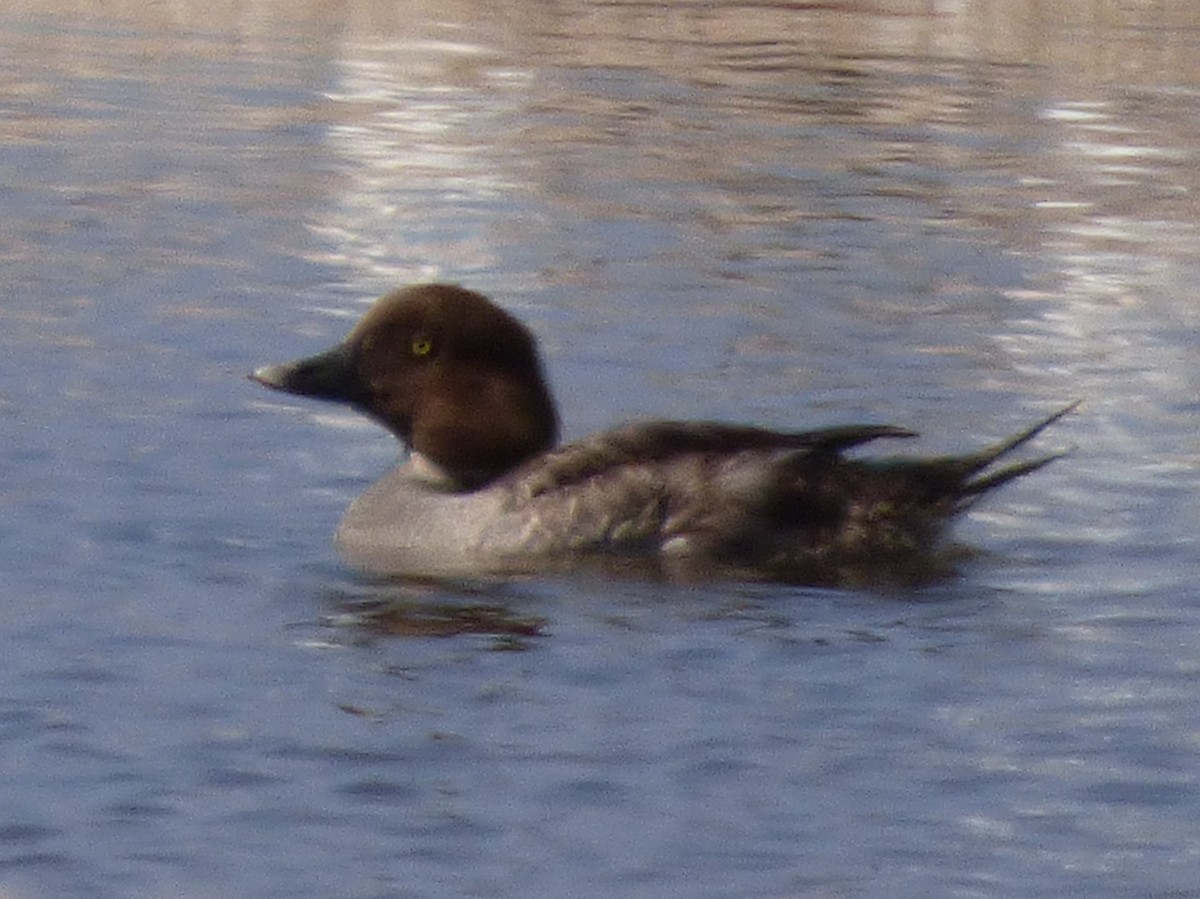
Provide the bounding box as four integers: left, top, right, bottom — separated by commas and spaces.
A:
251, 283, 1074, 585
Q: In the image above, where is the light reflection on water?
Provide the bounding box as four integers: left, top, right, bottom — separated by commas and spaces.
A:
2, 2, 1200, 898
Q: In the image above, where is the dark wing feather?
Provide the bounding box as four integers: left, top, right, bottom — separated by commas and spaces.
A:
512, 419, 916, 498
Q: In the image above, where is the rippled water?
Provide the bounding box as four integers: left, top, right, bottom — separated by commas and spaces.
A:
3, 2, 1200, 897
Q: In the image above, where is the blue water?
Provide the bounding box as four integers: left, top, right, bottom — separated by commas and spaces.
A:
2, 3, 1200, 897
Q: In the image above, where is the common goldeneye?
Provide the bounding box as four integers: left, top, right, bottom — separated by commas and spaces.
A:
252, 284, 1074, 585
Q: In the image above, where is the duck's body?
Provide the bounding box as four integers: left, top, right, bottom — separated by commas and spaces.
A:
253, 284, 1073, 584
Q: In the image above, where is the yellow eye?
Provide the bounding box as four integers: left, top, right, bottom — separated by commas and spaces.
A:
411, 336, 433, 357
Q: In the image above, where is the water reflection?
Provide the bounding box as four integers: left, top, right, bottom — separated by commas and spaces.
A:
318, 578, 548, 643
312, 38, 526, 287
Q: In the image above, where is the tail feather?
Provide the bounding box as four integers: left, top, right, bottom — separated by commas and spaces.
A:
955, 400, 1079, 507
959, 451, 1066, 502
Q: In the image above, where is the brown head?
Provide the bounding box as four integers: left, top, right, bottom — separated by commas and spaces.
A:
252, 284, 560, 489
